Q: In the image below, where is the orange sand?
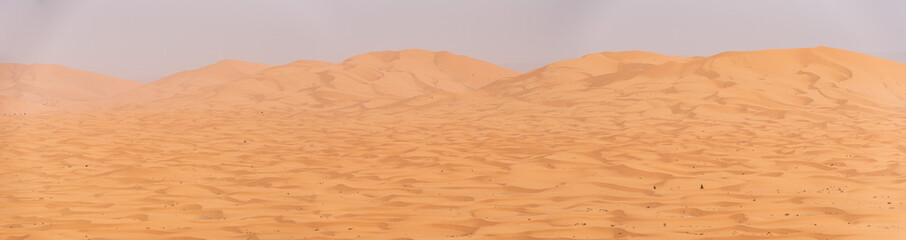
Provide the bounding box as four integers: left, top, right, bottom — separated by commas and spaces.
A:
1, 47, 905, 239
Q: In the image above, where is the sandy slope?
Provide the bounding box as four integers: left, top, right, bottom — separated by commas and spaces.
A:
0, 63, 142, 113
120, 49, 520, 112
104, 60, 273, 109
1, 47, 905, 240
0, 95, 51, 114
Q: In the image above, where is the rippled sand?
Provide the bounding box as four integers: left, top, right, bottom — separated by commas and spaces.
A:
2, 106, 904, 239
2, 47, 905, 239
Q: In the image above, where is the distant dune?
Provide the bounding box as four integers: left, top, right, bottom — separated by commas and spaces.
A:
4, 47, 903, 114
0, 63, 141, 113
1, 47, 904, 239
114, 49, 520, 112
104, 59, 274, 109
481, 47, 906, 109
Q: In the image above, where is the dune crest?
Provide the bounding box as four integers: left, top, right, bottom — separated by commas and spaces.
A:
104, 59, 273, 109
125, 49, 520, 111
469, 47, 906, 118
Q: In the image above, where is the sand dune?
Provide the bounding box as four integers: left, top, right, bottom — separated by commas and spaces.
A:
0, 95, 51, 114
1, 47, 905, 239
479, 47, 906, 108
0, 63, 142, 113
105, 60, 273, 109
121, 49, 520, 112
419, 47, 906, 127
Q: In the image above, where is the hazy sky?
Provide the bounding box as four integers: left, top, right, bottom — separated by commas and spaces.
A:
1, 0, 905, 82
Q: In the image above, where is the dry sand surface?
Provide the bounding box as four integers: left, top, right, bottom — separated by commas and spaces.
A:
0, 63, 141, 113
1, 47, 905, 239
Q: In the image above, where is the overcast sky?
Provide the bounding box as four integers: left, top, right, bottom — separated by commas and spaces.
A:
1, 0, 904, 82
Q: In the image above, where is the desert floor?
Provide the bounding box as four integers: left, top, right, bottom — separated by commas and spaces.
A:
1, 107, 904, 240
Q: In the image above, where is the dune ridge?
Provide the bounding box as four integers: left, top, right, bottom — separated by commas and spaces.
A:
104, 59, 274, 109
123, 49, 520, 112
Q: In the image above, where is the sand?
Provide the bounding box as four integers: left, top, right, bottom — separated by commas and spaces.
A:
0, 63, 142, 114
1, 47, 905, 239
104, 60, 274, 110
112, 49, 520, 112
